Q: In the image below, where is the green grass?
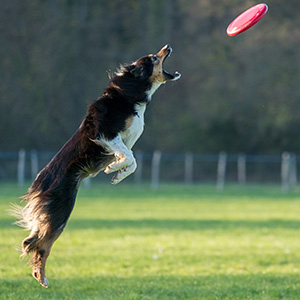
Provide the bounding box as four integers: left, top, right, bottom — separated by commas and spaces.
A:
1, 183, 300, 299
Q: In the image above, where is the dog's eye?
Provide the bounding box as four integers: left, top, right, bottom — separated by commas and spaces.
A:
151, 56, 159, 63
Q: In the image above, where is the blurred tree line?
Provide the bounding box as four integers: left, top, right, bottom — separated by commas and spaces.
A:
1, 0, 300, 154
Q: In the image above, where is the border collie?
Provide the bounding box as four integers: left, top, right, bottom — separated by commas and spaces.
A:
13, 45, 181, 287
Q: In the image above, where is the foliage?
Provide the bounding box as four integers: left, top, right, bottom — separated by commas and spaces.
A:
1, 0, 300, 154
1, 183, 300, 299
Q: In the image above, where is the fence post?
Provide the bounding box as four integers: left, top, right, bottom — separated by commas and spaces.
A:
184, 152, 193, 184
30, 150, 38, 181
151, 150, 161, 189
18, 149, 26, 188
217, 151, 227, 190
237, 153, 246, 185
134, 151, 143, 184
289, 153, 297, 187
281, 152, 290, 192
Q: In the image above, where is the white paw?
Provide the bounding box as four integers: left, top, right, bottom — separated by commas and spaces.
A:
110, 161, 137, 184
104, 152, 135, 175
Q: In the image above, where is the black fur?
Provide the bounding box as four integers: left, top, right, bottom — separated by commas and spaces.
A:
14, 45, 180, 288
24, 59, 155, 237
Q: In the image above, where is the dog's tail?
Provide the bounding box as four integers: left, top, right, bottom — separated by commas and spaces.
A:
11, 186, 73, 288
10, 190, 51, 257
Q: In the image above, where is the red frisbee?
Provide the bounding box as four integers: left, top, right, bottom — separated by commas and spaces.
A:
227, 3, 268, 36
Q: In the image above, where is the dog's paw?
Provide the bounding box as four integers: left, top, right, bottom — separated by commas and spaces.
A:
105, 152, 136, 175
104, 163, 118, 174
104, 153, 127, 174
110, 161, 137, 184
40, 277, 49, 288
111, 172, 123, 185
32, 271, 49, 288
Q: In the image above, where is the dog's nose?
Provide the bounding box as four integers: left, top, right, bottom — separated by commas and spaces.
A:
163, 44, 172, 52
156, 44, 173, 59
157, 44, 172, 58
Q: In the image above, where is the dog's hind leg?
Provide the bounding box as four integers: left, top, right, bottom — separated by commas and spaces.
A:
23, 232, 60, 288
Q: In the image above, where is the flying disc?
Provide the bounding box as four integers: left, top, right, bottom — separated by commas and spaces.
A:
227, 3, 268, 36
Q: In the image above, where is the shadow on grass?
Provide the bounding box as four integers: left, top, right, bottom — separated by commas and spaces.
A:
2, 218, 300, 232
2, 274, 300, 300
67, 218, 300, 231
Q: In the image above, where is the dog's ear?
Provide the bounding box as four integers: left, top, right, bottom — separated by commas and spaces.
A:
130, 65, 144, 78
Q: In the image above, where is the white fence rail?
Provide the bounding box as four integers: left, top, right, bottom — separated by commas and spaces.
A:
0, 150, 298, 191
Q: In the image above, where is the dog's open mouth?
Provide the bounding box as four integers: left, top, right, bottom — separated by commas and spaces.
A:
157, 44, 181, 81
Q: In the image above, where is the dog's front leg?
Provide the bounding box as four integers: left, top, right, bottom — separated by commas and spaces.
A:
96, 135, 137, 184
105, 151, 137, 184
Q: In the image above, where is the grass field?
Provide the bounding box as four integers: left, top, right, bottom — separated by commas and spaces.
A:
1, 183, 300, 299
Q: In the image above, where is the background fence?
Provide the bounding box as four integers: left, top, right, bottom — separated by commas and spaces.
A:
0, 150, 298, 191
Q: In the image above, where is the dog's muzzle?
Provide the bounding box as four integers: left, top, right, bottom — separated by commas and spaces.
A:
157, 44, 181, 81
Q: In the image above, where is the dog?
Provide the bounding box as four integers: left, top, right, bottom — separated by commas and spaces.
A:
13, 45, 180, 287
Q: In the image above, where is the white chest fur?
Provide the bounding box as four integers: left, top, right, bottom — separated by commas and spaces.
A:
120, 103, 146, 149
146, 82, 162, 101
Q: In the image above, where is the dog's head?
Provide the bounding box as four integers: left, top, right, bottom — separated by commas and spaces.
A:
130, 44, 181, 82
114, 45, 181, 101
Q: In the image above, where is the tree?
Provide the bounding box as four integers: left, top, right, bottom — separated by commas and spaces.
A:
1, 0, 300, 154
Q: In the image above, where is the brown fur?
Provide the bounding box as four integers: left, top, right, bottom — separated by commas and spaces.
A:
12, 45, 180, 288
